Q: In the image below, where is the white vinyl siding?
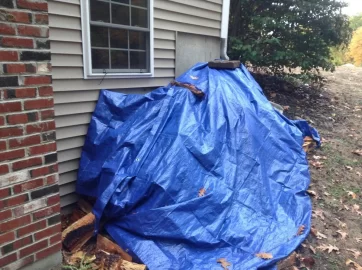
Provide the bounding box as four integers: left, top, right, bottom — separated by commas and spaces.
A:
49, 0, 222, 208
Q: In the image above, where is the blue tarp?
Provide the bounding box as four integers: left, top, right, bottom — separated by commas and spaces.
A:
76, 63, 320, 270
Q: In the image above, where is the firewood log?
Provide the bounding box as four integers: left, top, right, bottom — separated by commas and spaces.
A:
97, 234, 132, 262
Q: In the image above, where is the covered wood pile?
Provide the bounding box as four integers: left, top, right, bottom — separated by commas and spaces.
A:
61, 199, 146, 270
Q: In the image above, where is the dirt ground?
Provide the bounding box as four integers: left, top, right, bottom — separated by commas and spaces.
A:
260, 65, 362, 270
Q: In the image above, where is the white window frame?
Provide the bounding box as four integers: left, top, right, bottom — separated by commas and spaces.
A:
80, 0, 154, 79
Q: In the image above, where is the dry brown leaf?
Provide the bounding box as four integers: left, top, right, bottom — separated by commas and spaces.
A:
300, 256, 315, 268
217, 258, 231, 270
348, 191, 357, 199
317, 244, 339, 253
352, 149, 362, 156
353, 204, 360, 212
324, 192, 330, 196
344, 204, 350, 211
316, 231, 328, 240
296, 225, 305, 236
198, 188, 206, 197
307, 190, 318, 198
312, 209, 325, 220
309, 245, 316, 254
283, 105, 290, 110
256, 253, 273, 259
356, 238, 362, 243
310, 160, 324, 169
357, 171, 361, 177
346, 166, 353, 171
347, 249, 361, 259
336, 230, 348, 239
270, 92, 277, 98
303, 136, 314, 153
335, 218, 347, 228
346, 259, 362, 270
313, 155, 327, 160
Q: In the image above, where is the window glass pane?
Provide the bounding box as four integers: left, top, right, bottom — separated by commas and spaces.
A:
131, 0, 147, 8
110, 29, 128, 49
90, 0, 110, 23
92, 49, 109, 69
131, 7, 147, 28
112, 0, 129, 4
112, 4, 130, 25
130, 51, 146, 69
91, 26, 109, 48
129, 31, 146, 50
111, 50, 129, 69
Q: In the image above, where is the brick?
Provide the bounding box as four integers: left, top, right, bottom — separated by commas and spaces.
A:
38, 86, 53, 96
13, 178, 43, 194
0, 164, 9, 175
0, 76, 19, 87
47, 194, 60, 206
33, 204, 60, 220
0, 215, 31, 233
26, 121, 55, 134
35, 39, 49, 49
31, 185, 59, 200
17, 219, 46, 237
0, 194, 28, 209
5, 10, 32, 23
1, 37, 33, 48
0, 187, 10, 199
34, 223, 60, 241
5, 88, 36, 99
48, 214, 60, 226
0, 140, 6, 150
22, 75, 51, 85
49, 233, 61, 245
42, 131, 56, 142
40, 109, 54, 120
19, 239, 47, 258
0, 253, 17, 268
24, 99, 53, 110
0, 170, 28, 188
0, 127, 23, 138
0, 231, 15, 244
46, 175, 58, 185
0, 116, 4, 126
12, 157, 42, 171
0, 101, 22, 113
13, 198, 47, 217
3, 63, 26, 74
0, 23, 15, 35
2, 235, 32, 255
0, 149, 25, 162
18, 25, 48, 37
7, 113, 28, 124
0, 51, 18, 61
34, 13, 48, 24
44, 153, 57, 164
2, 255, 34, 270
20, 51, 50, 61
36, 242, 61, 260
9, 134, 41, 148
17, 0, 48, 11
30, 164, 57, 178
0, 210, 12, 221
0, 0, 14, 8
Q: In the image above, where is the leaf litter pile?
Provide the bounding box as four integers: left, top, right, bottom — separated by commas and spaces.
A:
61, 66, 362, 270
255, 65, 362, 270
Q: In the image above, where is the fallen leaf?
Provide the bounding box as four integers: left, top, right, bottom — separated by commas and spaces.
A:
310, 160, 324, 169
198, 188, 206, 197
348, 191, 357, 199
303, 136, 314, 153
217, 258, 231, 270
344, 204, 350, 211
317, 244, 339, 253
283, 105, 290, 110
324, 192, 330, 196
335, 218, 347, 228
336, 230, 348, 239
307, 190, 318, 198
352, 150, 362, 156
357, 171, 361, 177
312, 209, 325, 220
353, 204, 360, 212
309, 245, 316, 254
190, 75, 198, 80
347, 249, 361, 259
270, 93, 277, 98
346, 259, 362, 270
296, 225, 305, 236
316, 231, 328, 240
346, 166, 353, 171
256, 253, 273, 259
356, 238, 362, 243
313, 155, 327, 160
300, 256, 315, 268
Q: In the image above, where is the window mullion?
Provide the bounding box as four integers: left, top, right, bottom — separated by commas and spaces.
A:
108, 27, 111, 69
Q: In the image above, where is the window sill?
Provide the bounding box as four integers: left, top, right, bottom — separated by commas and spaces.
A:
84, 72, 154, 80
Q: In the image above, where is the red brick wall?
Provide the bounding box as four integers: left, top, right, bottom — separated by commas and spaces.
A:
0, 0, 60, 269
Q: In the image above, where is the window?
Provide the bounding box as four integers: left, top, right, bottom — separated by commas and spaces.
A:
81, 0, 154, 79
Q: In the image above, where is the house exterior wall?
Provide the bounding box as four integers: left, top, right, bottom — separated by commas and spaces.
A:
49, 0, 223, 208
0, 0, 61, 269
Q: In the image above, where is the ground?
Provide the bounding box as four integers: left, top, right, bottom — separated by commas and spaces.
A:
261, 65, 362, 270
